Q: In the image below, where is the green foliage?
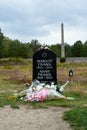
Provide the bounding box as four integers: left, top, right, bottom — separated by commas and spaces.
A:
0, 29, 4, 58
0, 93, 19, 108
30, 39, 41, 54
0, 29, 4, 43
63, 107, 87, 130
65, 43, 73, 57
60, 57, 66, 63
49, 44, 61, 57
83, 41, 87, 57
72, 40, 83, 57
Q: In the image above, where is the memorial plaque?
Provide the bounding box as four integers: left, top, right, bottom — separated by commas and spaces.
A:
33, 48, 57, 84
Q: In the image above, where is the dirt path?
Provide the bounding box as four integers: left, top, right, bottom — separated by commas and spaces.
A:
0, 106, 72, 130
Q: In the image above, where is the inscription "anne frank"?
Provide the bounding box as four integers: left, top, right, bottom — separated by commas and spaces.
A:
37, 70, 52, 80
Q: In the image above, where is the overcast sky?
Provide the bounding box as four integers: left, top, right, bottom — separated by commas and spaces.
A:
0, 0, 87, 45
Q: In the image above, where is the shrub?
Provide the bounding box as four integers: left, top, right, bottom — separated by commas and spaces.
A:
60, 57, 66, 63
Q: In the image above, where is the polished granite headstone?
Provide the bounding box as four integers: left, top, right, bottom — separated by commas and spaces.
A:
33, 47, 57, 84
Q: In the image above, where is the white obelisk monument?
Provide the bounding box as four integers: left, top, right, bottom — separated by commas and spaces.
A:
61, 23, 65, 58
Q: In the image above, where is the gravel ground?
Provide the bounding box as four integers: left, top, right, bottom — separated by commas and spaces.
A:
0, 106, 72, 130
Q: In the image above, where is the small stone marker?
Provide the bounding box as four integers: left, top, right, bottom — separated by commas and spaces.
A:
33, 47, 57, 84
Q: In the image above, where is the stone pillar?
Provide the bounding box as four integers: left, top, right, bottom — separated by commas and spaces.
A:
61, 23, 65, 58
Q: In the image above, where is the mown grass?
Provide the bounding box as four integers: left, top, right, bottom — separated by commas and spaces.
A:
0, 92, 20, 108
63, 107, 87, 130
0, 58, 87, 129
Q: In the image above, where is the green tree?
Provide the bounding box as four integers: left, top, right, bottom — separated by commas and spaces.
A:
49, 44, 61, 57
0, 29, 4, 58
30, 39, 41, 54
1, 37, 11, 58
8, 40, 33, 58
8, 40, 21, 57
24, 43, 33, 58
18, 43, 31, 58
72, 40, 83, 57
82, 41, 87, 57
65, 43, 73, 57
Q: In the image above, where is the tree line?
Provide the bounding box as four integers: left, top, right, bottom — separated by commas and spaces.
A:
0, 29, 87, 58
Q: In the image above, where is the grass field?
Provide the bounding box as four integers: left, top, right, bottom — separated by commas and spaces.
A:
0, 58, 87, 129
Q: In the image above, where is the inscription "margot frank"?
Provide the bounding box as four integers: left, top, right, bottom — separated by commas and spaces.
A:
37, 59, 53, 69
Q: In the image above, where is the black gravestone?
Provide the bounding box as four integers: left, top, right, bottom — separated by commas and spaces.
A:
33, 48, 57, 84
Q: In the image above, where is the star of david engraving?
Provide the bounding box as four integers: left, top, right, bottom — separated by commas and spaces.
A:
42, 52, 47, 57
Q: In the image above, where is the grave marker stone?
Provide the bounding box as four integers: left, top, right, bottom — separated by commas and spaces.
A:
33, 48, 57, 84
